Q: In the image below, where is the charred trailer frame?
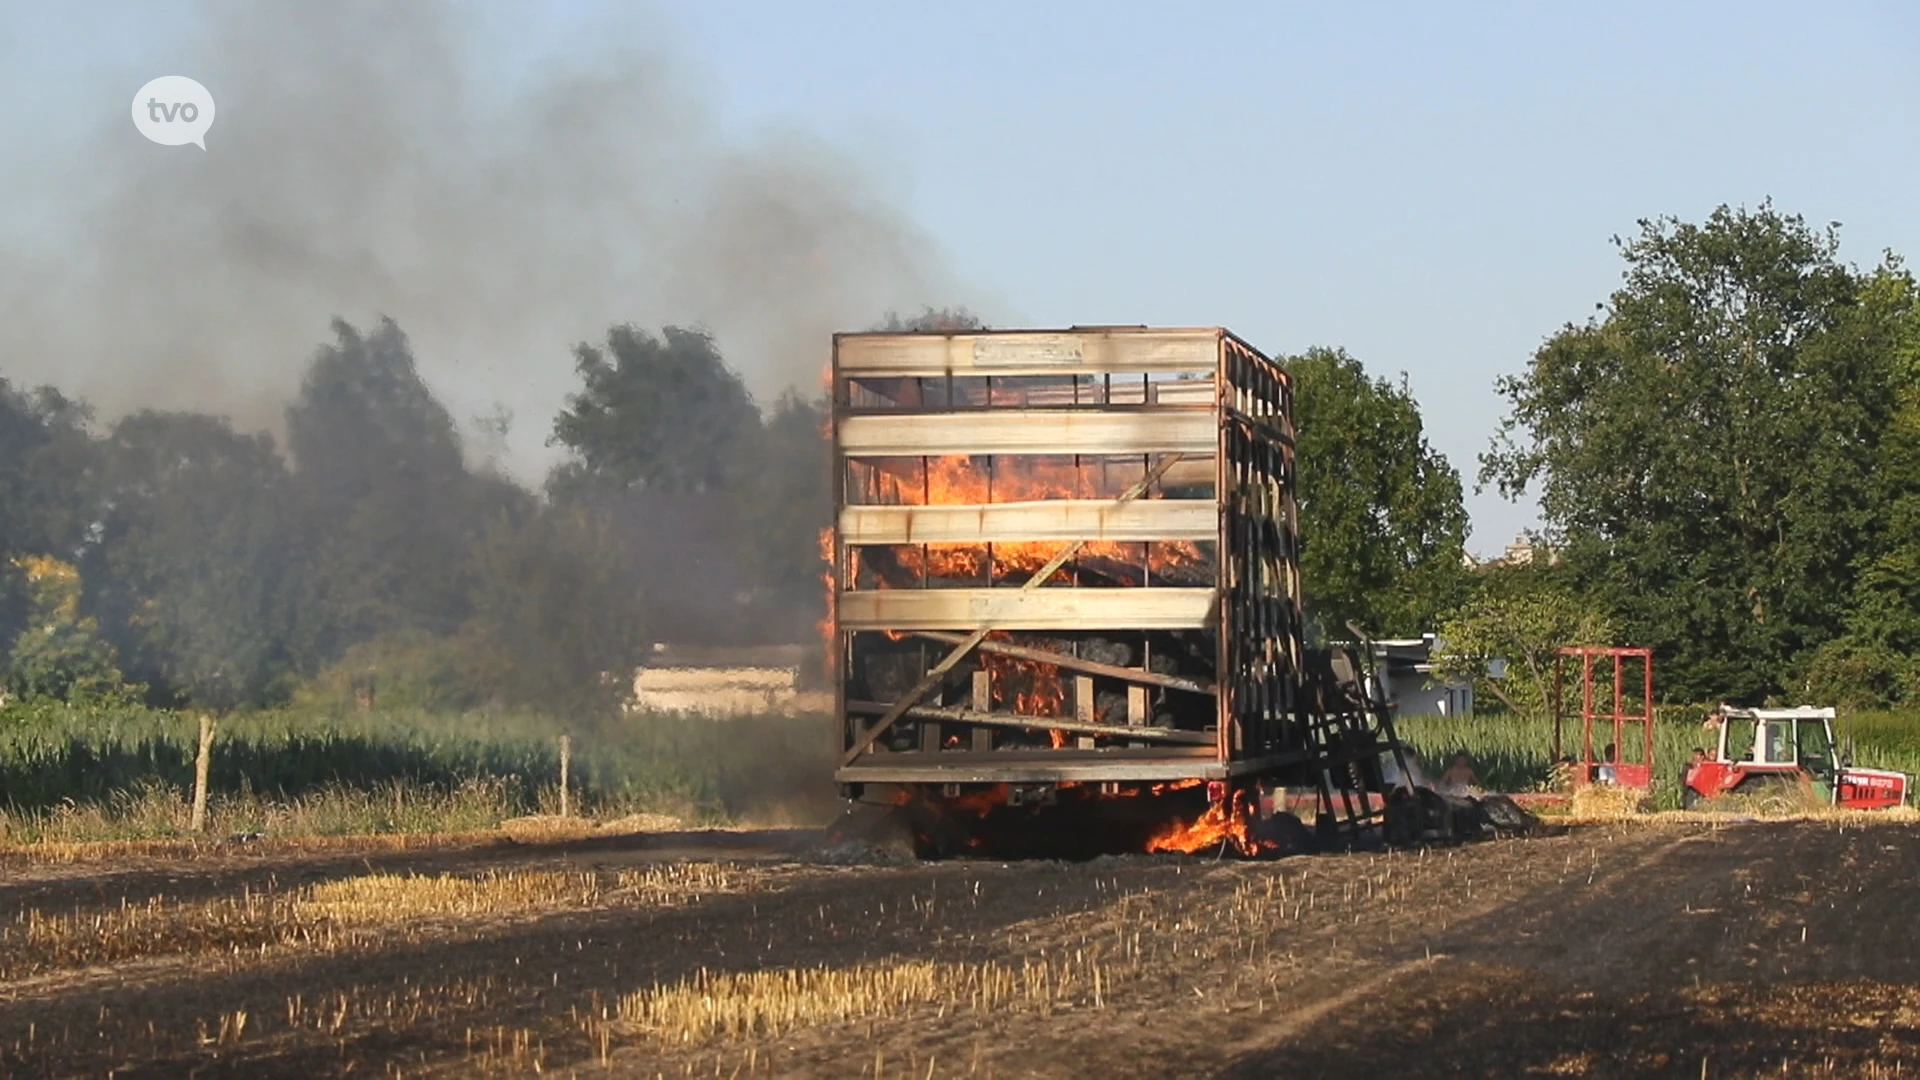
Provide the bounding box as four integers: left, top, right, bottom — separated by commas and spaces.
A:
826, 327, 1408, 849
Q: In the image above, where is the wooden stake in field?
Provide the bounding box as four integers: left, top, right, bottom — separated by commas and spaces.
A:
191, 714, 215, 833
559, 733, 572, 819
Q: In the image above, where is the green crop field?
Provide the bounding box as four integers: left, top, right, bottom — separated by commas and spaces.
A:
0, 703, 835, 843
6, 700, 1917, 843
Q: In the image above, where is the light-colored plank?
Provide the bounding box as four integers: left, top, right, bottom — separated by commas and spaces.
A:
1152, 381, 1217, 405
971, 670, 993, 752
839, 409, 1217, 457
1128, 684, 1149, 749
1160, 457, 1218, 488
836, 329, 1223, 378
1075, 675, 1096, 750
833, 749, 1327, 785
837, 588, 1216, 631
838, 499, 1216, 545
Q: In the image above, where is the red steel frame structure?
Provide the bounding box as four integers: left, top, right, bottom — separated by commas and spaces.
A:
1551, 646, 1655, 789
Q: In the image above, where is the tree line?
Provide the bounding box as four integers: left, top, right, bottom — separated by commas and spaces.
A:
1, 202, 1913, 719
1456, 203, 1919, 711
0, 317, 845, 719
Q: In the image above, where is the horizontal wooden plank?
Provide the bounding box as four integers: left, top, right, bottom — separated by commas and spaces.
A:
837, 588, 1217, 631
849, 379, 1217, 408
844, 700, 1215, 745
1152, 381, 1217, 405
834, 749, 1318, 784
1161, 457, 1218, 488
838, 499, 1216, 545
836, 329, 1223, 377
838, 409, 1218, 457
847, 455, 1218, 492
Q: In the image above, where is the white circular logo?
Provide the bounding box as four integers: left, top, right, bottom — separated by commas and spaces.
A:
131, 76, 216, 149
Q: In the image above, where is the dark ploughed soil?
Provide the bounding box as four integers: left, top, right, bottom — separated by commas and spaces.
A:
2, 819, 1916, 1078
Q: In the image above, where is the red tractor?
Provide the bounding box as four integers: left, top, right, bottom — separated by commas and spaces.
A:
1682, 705, 1908, 811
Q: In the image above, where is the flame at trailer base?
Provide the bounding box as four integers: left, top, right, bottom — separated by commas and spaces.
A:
884, 781, 1294, 861
1144, 789, 1279, 858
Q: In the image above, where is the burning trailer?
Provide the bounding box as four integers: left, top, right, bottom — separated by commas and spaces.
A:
825, 326, 1439, 858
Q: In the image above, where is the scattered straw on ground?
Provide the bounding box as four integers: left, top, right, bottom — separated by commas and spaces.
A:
1561, 784, 1651, 822
497, 815, 597, 842
296, 870, 607, 924
593, 812, 686, 834
0, 830, 503, 867
619, 952, 1117, 1044
5, 863, 744, 977
298, 863, 738, 924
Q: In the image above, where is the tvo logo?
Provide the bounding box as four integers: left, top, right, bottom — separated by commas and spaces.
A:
131, 76, 216, 149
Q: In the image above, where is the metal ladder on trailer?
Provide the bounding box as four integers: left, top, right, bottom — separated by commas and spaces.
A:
1302, 642, 1415, 848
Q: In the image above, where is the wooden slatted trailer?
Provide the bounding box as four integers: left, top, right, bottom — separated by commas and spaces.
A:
825, 326, 1407, 856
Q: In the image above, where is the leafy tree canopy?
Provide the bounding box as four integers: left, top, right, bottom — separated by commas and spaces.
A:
285, 318, 502, 659
548, 325, 760, 496
1286, 347, 1468, 639
2, 555, 129, 704
1431, 565, 1617, 720
83, 411, 299, 711
872, 307, 987, 333
1483, 203, 1913, 703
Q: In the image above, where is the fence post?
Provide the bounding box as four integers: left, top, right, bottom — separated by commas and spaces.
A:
559, 733, 572, 819
191, 714, 215, 833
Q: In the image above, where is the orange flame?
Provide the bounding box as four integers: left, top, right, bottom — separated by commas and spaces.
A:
816, 526, 836, 673
979, 630, 1068, 747
848, 456, 1206, 584
1144, 790, 1274, 857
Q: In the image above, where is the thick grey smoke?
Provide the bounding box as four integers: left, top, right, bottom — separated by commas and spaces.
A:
3, 0, 968, 479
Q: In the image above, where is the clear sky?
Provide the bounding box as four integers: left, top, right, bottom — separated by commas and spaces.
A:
4, 2, 1917, 555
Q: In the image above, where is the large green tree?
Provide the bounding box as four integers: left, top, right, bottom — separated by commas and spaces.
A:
548, 325, 760, 497
0, 380, 101, 685
734, 390, 832, 639
462, 504, 650, 719
1286, 347, 1469, 639
1483, 204, 1913, 703
2, 555, 126, 704
83, 411, 300, 710
1800, 282, 1920, 705
285, 318, 512, 663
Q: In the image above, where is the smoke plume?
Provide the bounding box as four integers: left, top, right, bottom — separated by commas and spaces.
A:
2, 0, 966, 479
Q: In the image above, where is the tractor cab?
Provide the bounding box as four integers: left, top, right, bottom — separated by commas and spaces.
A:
1683, 706, 1908, 810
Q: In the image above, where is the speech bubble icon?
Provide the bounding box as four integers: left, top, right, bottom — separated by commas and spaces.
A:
131, 76, 216, 150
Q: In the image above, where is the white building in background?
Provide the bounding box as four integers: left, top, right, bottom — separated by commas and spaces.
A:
1366, 634, 1479, 719
1463, 531, 1562, 571
629, 643, 833, 717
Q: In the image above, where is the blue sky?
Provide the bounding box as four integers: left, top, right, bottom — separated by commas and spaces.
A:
4, 2, 1918, 554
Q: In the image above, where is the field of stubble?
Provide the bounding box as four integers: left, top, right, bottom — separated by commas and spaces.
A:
3, 819, 1919, 1078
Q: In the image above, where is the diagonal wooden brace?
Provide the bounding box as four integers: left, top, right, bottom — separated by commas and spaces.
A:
839, 452, 1186, 768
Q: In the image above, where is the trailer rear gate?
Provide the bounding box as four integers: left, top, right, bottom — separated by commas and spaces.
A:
828, 327, 1326, 788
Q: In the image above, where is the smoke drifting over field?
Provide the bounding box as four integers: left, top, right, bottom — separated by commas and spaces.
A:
4, 0, 962, 476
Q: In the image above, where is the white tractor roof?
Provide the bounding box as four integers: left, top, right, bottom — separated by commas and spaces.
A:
1718, 705, 1837, 721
